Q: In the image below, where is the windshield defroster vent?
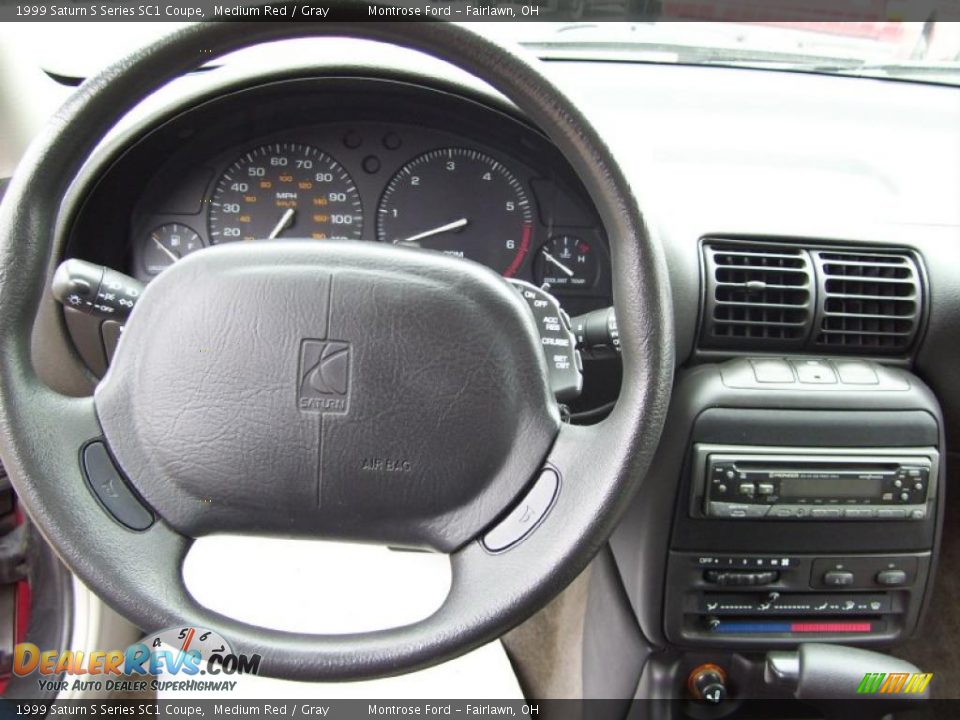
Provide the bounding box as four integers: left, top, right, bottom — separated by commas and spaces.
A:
811, 250, 921, 353
701, 243, 814, 350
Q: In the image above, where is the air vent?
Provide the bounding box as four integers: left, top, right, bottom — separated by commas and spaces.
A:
701, 242, 814, 349
812, 250, 921, 353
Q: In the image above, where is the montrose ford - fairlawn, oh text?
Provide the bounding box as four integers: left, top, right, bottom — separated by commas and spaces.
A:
368, 3, 540, 15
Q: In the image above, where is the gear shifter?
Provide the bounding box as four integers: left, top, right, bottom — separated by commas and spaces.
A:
766, 643, 929, 706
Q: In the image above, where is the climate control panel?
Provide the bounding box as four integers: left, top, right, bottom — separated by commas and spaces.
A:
664, 551, 931, 647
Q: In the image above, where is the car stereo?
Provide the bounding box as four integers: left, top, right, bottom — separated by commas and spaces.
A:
692, 445, 937, 521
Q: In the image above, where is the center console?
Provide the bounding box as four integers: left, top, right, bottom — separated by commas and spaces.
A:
670, 439, 938, 647
605, 357, 944, 707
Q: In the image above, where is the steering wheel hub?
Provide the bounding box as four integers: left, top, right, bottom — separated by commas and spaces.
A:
97, 240, 558, 551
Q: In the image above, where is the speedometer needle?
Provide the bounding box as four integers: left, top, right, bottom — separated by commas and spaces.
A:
542, 250, 575, 277
398, 218, 469, 245
152, 236, 180, 264
267, 208, 296, 240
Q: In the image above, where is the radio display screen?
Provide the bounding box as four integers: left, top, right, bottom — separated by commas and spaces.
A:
779, 476, 881, 498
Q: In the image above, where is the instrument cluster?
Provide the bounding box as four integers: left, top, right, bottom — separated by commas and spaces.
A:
129, 118, 610, 314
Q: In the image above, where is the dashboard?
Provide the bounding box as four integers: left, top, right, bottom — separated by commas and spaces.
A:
4, 30, 960, 705
67, 78, 612, 316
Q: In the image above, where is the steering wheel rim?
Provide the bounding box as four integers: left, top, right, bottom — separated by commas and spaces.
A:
0, 21, 673, 680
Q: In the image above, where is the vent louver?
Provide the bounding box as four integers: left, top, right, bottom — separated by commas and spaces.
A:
812, 250, 921, 353
701, 243, 814, 349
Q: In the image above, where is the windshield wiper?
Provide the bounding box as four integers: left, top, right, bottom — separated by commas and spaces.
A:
813, 60, 960, 79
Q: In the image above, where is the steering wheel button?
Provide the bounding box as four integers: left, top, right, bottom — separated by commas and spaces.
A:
81, 442, 153, 531
483, 469, 560, 553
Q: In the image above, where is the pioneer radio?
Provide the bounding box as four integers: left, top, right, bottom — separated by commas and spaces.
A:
691, 445, 937, 521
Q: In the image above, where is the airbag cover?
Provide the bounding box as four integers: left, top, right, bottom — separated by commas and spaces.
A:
95, 241, 558, 551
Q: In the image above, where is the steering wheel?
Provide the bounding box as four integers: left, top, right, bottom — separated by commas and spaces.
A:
0, 22, 673, 680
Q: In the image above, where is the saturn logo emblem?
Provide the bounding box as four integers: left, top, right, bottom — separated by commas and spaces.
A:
298, 340, 351, 412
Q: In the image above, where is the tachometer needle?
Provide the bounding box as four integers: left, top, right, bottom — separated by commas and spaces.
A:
398, 218, 469, 245
152, 236, 180, 264
542, 250, 575, 277
267, 208, 296, 240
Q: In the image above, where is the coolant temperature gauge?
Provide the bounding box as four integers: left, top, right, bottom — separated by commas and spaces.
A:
533, 234, 598, 289
142, 223, 204, 276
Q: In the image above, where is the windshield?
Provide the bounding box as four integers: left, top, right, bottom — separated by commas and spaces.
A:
5, 17, 960, 89
498, 20, 960, 87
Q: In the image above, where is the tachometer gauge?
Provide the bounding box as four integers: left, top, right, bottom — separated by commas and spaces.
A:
376, 148, 533, 276
142, 223, 204, 276
208, 143, 362, 243
533, 234, 598, 290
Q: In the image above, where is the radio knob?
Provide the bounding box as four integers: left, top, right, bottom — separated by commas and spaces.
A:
914, 482, 924, 492
900, 492, 910, 502
894, 479, 903, 489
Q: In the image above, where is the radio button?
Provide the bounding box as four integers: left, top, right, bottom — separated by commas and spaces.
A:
724, 503, 769, 518
876, 570, 908, 587
738, 483, 756, 496
877, 508, 909, 519
823, 570, 855, 586
757, 483, 775, 496
770, 507, 796, 518
910, 509, 926, 520
843, 507, 876, 519
707, 503, 733, 517
812, 508, 842, 519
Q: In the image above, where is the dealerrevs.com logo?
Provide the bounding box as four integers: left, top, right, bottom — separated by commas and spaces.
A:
14, 626, 261, 694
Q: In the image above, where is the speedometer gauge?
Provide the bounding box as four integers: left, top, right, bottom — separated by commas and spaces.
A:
208, 143, 362, 243
376, 148, 533, 276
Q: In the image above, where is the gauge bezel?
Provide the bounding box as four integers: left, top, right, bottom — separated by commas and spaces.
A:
207, 141, 363, 245
140, 222, 204, 276
375, 146, 535, 278
533, 233, 602, 290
